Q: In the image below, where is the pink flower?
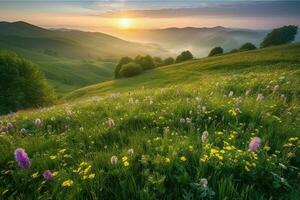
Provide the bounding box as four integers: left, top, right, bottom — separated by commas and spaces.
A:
6, 123, 13, 130
249, 137, 261, 152
43, 170, 53, 180
15, 148, 31, 169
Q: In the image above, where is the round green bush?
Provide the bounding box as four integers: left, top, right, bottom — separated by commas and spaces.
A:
0, 51, 55, 115
175, 51, 193, 63
119, 62, 143, 78
239, 43, 257, 51
208, 47, 224, 57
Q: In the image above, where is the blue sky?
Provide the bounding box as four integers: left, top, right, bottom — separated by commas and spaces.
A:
0, 1, 299, 32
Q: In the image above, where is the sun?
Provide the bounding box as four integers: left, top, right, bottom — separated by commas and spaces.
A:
118, 18, 133, 29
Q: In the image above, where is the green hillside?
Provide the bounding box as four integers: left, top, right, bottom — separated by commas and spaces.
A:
1, 44, 300, 199
66, 43, 300, 100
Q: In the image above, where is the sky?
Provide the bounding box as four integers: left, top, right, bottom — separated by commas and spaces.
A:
0, 0, 300, 34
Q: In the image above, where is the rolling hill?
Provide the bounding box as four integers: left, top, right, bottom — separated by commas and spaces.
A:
1, 43, 300, 199
0, 21, 168, 93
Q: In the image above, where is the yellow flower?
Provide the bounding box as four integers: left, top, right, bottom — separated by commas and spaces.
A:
180, 156, 187, 161
50, 155, 57, 160
59, 149, 66, 154
31, 172, 39, 178
62, 180, 74, 187
84, 165, 92, 174
80, 161, 88, 166
88, 173, 95, 179
188, 145, 193, 151
123, 161, 129, 167
228, 109, 237, 116
122, 156, 128, 162
165, 157, 170, 163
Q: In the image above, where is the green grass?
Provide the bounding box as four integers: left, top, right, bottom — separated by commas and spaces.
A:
0, 43, 300, 199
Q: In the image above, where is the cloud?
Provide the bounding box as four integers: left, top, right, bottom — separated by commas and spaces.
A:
95, 1, 300, 19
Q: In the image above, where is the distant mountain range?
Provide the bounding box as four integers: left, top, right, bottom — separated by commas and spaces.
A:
0, 21, 168, 60
114, 26, 271, 57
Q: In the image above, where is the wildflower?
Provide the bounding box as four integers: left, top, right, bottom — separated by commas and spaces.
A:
111, 156, 118, 165
43, 170, 53, 180
62, 180, 73, 187
79, 127, 84, 132
245, 90, 250, 96
35, 118, 42, 126
123, 161, 129, 167
249, 137, 261, 152
15, 148, 31, 169
122, 156, 128, 162
50, 155, 57, 160
20, 128, 27, 134
228, 109, 237, 116
31, 172, 39, 178
6, 123, 13, 130
228, 91, 234, 97
108, 118, 115, 128
127, 148, 134, 156
256, 94, 264, 101
165, 157, 170, 163
200, 178, 208, 188
180, 118, 185, 123
201, 131, 209, 142
180, 156, 187, 161
88, 173, 95, 179
273, 85, 280, 92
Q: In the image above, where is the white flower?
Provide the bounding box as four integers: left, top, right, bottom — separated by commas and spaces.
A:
201, 131, 209, 142
108, 118, 115, 128
35, 118, 42, 126
127, 149, 134, 156
180, 118, 186, 123
279, 163, 287, 170
273, 85, 280, 92
228, 91, 234, 97
256, 94, 264, 101
111, 156, 118, 165
200, 178, 208, 188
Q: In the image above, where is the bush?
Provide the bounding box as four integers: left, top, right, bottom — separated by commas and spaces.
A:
239, 43, 257, 51
0, 51, 55, 115
114, 56, 133, 78
261, 25, 298, 48
163, 57, 175, 65
119, 62, 143, 78
175, 51, 193, 63
153, 57, 163, 67
208, 47, 223, 57
134, 55, 155, 70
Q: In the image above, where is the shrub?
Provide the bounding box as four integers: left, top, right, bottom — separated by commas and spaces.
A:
163, 57, 175, 65
239, 43, 257, 51
134, 55, 155, 70
119, 62, 143, 78
261, 25, 298, 48
0, 51, 55, 115
175, 51, 193, 63
208, 47, 223, 57
114, 56, 133, 78
153, 57, 163, 67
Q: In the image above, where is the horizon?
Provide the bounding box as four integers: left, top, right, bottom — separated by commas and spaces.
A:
1, 1, 300, 36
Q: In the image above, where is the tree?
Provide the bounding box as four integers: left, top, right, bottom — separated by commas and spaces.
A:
119, 62, 143, 78
239, 43, 257, 51
208, 47, 223, 57
153, 57, 163, 67
261, 25, 298, 48
134, 55, 155, 70
163, 57, 175, 66
114, 56, 132, 78
175, 51, 193, 63
0, 51, 55, 115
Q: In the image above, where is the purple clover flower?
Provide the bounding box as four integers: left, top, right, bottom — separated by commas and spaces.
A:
43, 170, 53, 180
14, 148, 31, 169
249, 137, 261, 152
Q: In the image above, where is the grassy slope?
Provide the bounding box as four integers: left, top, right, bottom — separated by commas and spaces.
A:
0, 44, 300, 199
66, 43, 300, 99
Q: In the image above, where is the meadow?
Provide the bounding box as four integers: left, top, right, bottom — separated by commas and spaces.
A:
0, 43, 300, 199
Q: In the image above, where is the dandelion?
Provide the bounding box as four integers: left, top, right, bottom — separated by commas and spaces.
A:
256, 94, 264, 101
35, 118, 42, 126
201, 131, 209, 142
180, 156, 187, 161
127, 148, 134, 156
111, 156, 118, 165
20, 128, 27, 134
62, 180, 73, 187
249, 137, 261, 152
15, 148, 31, 169
200, 178, 208, 188
273, 85, 280, 92
108, 118, 115, 128
123, 161, 129, 167
43, 170, 53, 180
31, 172, 39, 178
